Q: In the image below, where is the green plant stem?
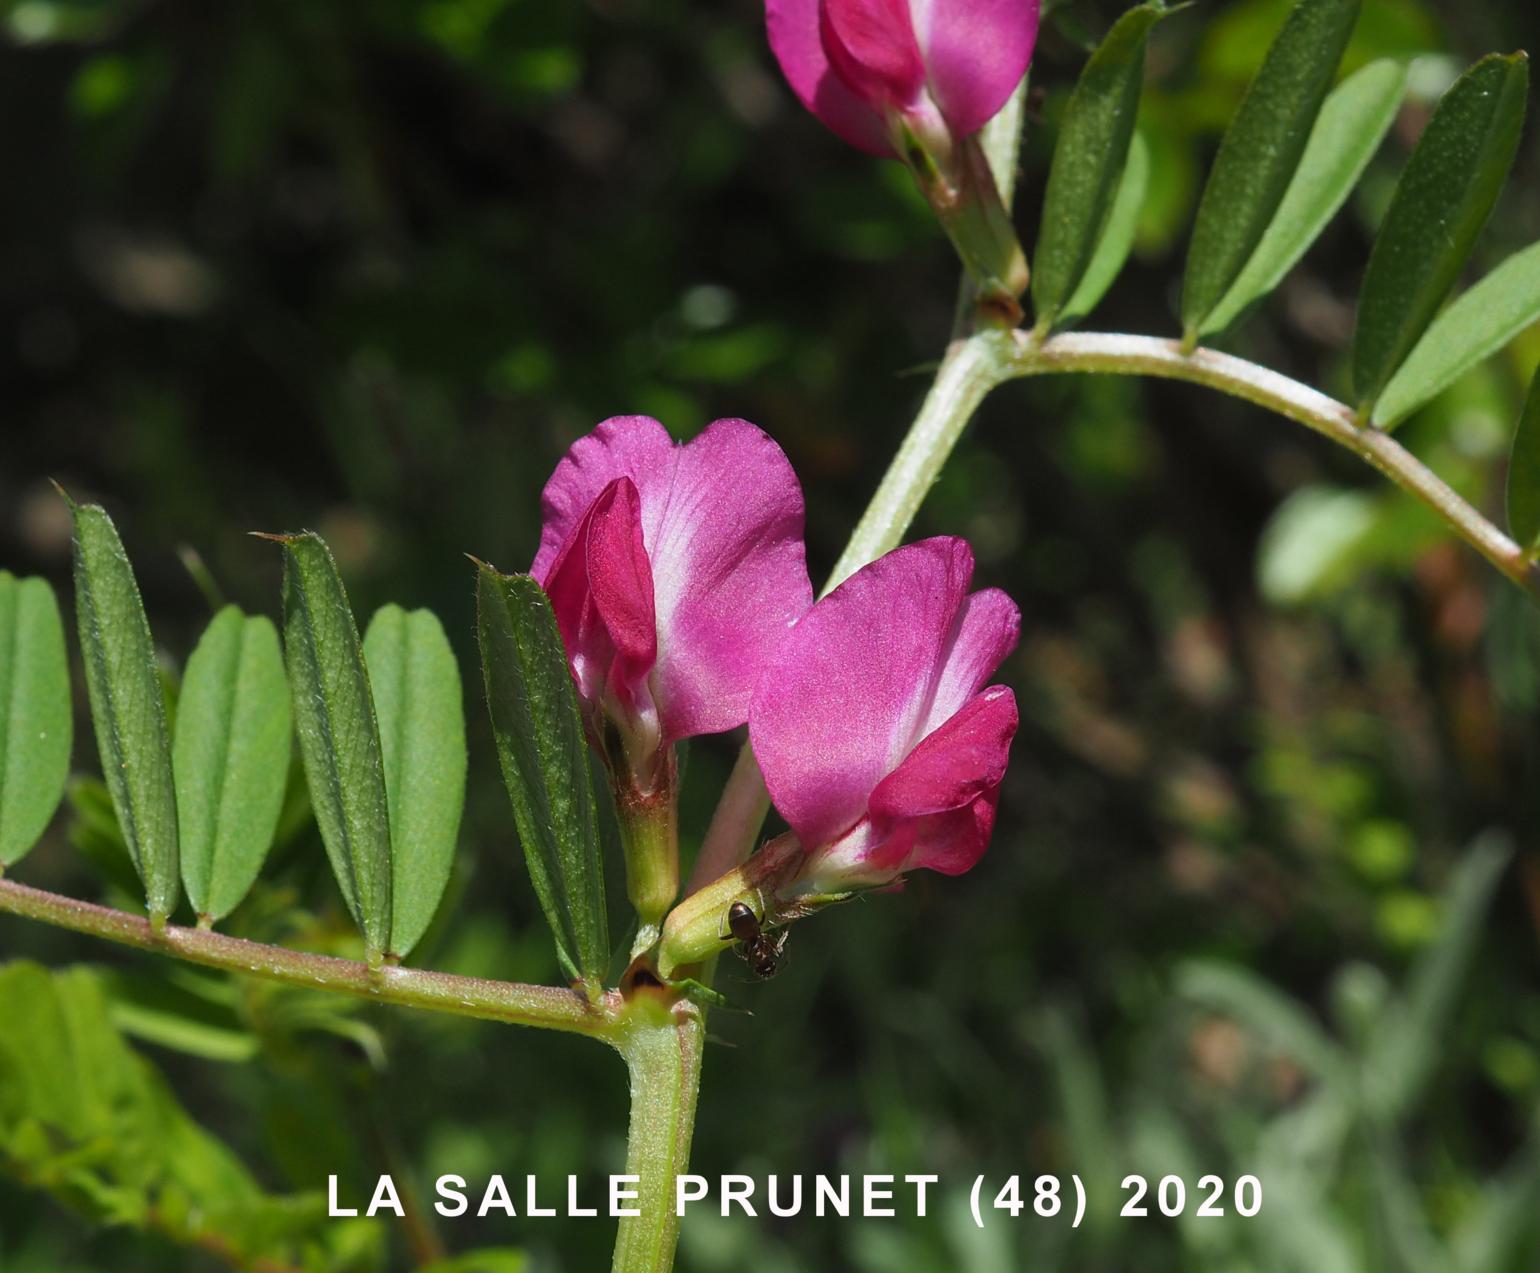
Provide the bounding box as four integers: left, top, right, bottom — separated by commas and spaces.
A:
0, 876, 621, 1038
610, 995, 705, 1273
1000, 331, 1540, 599
688, 326, 1540, 897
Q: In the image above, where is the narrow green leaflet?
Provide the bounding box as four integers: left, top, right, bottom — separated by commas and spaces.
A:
272, 532, 392, 962
1506, 367, 1540, 555
1201, 59, 1408, 339
0, 573, 72, 865
1376, 240, 1540, 428
1059, 132, 1150, 329
1182, 0, 1362, 339
475, 564, 608, 990
1031, 2, 1164, 332
363, 604, 467, 960
68, 499, 180, 921
1353, 52, 1530, 414
174, 606, 291, 922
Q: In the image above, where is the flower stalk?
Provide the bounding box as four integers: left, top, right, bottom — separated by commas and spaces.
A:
618, 747, 682, 954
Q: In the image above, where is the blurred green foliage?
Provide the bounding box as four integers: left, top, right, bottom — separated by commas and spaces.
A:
3, 0, 1540, 1270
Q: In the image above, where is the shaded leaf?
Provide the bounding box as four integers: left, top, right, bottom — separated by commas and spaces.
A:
1031, 3, 1164, 331
363, 604, 467, 960
0, 573, 72, 865
1364, 834, 1511, 1119
68, 499, 180, 921
272, 532, 392, 963
1182, 0, 1362, 338
1506, 367, 1540, 554
1353, 52, 1530, 413
174, 606, 291, 922
1201, 58, 1408, 338
1059, 132, 1151, 329
1176, 959, 1345, 1079
1377, 240, 1540, 427
475, 564, 608, 990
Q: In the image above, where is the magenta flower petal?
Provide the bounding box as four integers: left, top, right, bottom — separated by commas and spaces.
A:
916, 0, 1041, 139
921, 586, 1021, 738
534, 415, 811, 747
542, 477, 657, 716
752, 537, 1001, 850
767, 0, 895, 155
864, 684, 1016, 876
644, 419, 813, 739
869, 684, 1017, 829
766, 0, 1039, 155
532, 415, 675, 583
751, 537, 1020, 891
819, 0, 926, 115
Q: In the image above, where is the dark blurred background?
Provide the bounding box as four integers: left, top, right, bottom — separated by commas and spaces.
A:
3, 0, 1540, 1270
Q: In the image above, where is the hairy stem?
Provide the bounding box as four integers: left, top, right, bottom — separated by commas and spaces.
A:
1000, 331, 1540, 599
610, 996, 705, 1273
0, 877, 622, 1038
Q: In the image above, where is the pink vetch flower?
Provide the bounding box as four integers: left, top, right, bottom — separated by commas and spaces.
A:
750, 536, 1020, 894
767, 0, 1041, 158
532, 416, 814, 789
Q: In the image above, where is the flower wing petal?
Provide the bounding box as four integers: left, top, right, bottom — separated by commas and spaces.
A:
767, 0, 897, 155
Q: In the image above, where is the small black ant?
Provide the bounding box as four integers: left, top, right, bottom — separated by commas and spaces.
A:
726, 899, 788, 980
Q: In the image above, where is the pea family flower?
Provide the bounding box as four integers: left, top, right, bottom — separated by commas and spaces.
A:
766, 0, 1039, 310
533, 415, 813, 933
767, 0, 1041, 158
752, 535, 1019, 892
658, 537, 1018, 977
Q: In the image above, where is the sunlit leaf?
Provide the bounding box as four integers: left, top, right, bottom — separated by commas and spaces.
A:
1364, 834, 1511, 1120
0, 573, 72, 866
1059, 132, 1150, 329
1201, 58, 1408, 338
0, 961, 380, 1267
1182, 0, 1362, 339
1376, 240, 1540, 427
271, 532, 392, 963
1031, 3, 1164, 332
363, 604, 467, 960
68, 498, 180, 921
174, 606, 290, 922
475, 564, 608, 991
1353, 53, 1530, 414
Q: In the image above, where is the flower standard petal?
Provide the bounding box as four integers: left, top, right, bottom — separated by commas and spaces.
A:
916, 0, 1040, 138
920, 586, 1020, 737
750, 537, 976, 852
647, 418, 813, 741
532, 416, 676, 583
